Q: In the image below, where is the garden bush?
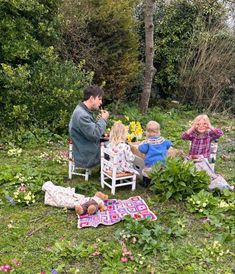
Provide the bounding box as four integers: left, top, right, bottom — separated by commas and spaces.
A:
0, 51, 93, 138
150, 157, 210, 201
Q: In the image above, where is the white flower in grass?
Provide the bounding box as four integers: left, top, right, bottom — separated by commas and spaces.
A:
218, 200, 229, 208
213, 241, 221, 249
19, 177, 25, 182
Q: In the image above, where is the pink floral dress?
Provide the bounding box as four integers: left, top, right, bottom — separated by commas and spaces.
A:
104, 142, 139, 174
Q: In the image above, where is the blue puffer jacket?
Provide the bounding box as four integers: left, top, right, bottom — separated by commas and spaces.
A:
138, 136, 172, 167
69, 103, 107, 168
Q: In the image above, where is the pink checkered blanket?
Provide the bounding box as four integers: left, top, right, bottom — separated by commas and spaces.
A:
77, 196, 157, 229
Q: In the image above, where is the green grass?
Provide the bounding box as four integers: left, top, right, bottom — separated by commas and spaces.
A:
0, 109, 234, 274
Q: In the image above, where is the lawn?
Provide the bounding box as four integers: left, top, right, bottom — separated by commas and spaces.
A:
0, 108, 234, 274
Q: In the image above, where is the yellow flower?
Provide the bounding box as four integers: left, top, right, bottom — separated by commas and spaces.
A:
128, 121, 143, 140
127, 134, 132, 142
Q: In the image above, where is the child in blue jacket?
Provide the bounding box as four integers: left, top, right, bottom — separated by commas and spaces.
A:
138, 121, 172, 187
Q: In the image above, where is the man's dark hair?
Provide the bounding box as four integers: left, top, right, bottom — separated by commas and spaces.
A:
83, 85, 104, 101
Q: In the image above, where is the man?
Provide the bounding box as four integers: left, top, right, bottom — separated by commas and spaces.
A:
69, 85, 109, 168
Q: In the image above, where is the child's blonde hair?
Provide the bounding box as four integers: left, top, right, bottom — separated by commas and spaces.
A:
193, 114, 211, 127
146, 121, 160, 137
109, 122, 128, 145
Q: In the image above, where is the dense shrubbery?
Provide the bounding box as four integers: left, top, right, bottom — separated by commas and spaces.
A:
1, 51, 92, 136
150, 157, 210, 201
0, 0, 61, 64
0, 0, 92, 139
153, 0, 197, 98
58, 0, 141, 101
136, 0, 235, 113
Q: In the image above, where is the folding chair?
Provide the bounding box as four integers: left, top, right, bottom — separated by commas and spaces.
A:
68, 139, 91, 181
100, 143, 136, 195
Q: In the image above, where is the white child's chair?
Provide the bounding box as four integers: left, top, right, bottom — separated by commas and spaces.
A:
100, 143, 136, 195
68, 139, 91, 181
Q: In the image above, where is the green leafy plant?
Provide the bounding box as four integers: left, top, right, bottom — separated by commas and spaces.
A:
117, 217, 171, 255
166, 214, 188, 238
96, 240, 124, 273
187, 190, 219, 216
158, 239, 232, 273
186, 189, 234, 238
150, 157, 210, 201
13, 186, 36, 206
52, 240, 92, 261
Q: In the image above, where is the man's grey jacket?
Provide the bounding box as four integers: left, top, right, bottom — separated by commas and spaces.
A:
69, 103, 107, 168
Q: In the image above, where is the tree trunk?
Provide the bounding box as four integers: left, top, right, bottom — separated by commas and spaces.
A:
139, 0, 156, 114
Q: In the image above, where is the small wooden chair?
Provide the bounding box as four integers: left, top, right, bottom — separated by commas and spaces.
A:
68, 139, 91, 181
100, 143, 136, 195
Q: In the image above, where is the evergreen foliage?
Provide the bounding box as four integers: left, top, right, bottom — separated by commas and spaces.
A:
137, 0, 234, 113
153, 0, 198, 98
58, 0, 141, 102
0, 0, 92, 136
0, 0, 61, 64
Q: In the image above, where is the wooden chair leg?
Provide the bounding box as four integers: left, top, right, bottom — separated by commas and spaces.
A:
68, 160, 73, 179
132, 177, 136, 191
111, 178, 116, 195
85, 169, 89, 181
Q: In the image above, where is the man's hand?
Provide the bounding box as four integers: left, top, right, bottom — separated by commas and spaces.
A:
100, 110, 109, 120
96, 113, 102, 121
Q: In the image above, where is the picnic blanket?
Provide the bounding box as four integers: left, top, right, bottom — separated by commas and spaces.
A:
77, 196, 157, 229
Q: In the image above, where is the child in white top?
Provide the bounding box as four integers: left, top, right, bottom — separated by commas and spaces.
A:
104, 122, 138, 174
